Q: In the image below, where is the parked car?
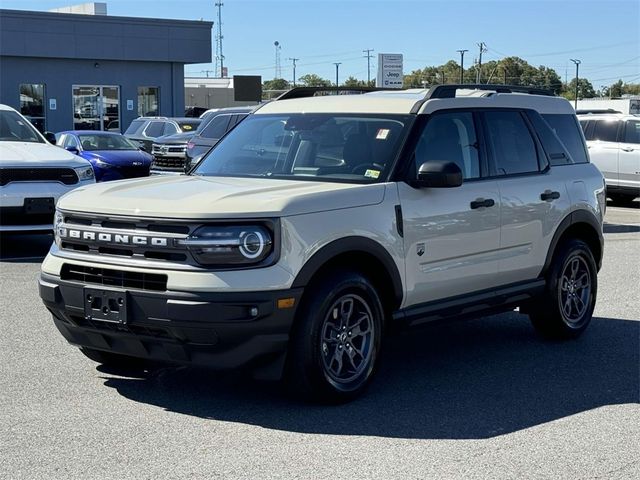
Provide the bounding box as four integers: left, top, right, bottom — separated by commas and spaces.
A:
578, 113, 640, 204
40, 85, 605, 402
56, 131, 152, 182
0, 103, 94, 232
123, 117, 202, 153
184, 106, 208, 118
185, 106, 256, 172
149, 110, 224, 175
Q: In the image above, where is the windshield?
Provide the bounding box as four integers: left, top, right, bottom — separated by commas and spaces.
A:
193, 113, 412, 183
78, 134, 137, 151
0, 110, 44, 143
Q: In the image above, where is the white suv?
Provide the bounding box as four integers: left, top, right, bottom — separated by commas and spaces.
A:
39, 85, 605, 402
578, 113, 640, 204
0, 104, 95, 232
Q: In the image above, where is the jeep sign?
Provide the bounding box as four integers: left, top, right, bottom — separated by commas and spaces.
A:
376, 53, 404, 89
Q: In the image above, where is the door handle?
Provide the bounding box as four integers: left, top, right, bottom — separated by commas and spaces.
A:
540, 190, 561, 201
621, 147, 634, 152
470, 198, 495, 209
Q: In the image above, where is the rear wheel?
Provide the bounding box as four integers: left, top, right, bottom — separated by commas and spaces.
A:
528, 239, 597, 339
286, 270, 384, 403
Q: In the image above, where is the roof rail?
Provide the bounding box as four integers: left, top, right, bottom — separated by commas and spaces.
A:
410, 84, 556, 113
276, 86, 393, 101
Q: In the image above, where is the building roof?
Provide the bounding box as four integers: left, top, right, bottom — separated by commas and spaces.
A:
0, 8, 212, 64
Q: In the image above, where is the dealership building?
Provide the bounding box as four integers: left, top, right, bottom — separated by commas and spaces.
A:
0, 4, 212, 133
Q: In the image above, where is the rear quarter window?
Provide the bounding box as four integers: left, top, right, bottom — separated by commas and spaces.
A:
542, 114, 589, 164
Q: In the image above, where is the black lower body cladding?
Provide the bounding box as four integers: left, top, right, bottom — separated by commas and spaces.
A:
39, 273, 302, 375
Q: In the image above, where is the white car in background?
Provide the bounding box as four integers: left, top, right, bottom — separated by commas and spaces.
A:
578, 113, 640, 204
0, 103, 95, 232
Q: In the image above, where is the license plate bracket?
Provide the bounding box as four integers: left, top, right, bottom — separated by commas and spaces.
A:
24, 197, 55, 215
83, 288, 128, 324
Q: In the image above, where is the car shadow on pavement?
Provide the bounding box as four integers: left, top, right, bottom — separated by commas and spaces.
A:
0, 232, 53, 262
101, 312, 639, 440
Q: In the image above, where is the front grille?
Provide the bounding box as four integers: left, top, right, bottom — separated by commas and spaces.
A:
151, 157, 186, 171
61, 264, 168, 291
0, 168, 78, 186
0, 206, 54, 226
59, 213, 195, 265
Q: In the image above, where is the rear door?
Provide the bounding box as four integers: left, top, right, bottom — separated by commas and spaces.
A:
619, 119, 640, 193
397, 110, 501, 305
584, 118, 621, 187
482, 110, 570, 284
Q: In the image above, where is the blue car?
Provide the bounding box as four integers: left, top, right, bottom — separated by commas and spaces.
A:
56, 131, 152, 182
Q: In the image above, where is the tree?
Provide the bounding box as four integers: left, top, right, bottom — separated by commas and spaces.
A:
263, 78, 290, 91
563, 78, 596, 100
610, 80, 624, 97
343, 76, 375, 88
298, 74, 331, 87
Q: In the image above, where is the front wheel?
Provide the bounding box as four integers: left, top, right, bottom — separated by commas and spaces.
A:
286, 270, 384, 403
528, 239, 597, 339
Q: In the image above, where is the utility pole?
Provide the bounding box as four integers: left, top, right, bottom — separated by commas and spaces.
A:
476, 42, 487, 83
289, 57, 299, 86
570, 58, 581, 110
363, 48, 374, 85
202, 69, 215, 78
334, 62, 342, 87
214, 2, 224, 78
503, 67, 507, 84
440, 70, 445, 84
456, 49, 468, 83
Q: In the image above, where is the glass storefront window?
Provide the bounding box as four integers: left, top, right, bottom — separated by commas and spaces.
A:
138, 87, 159, 116
20, 84, 46, 132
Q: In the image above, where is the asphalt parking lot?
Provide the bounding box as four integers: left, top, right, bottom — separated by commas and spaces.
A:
1, 203, 638, 479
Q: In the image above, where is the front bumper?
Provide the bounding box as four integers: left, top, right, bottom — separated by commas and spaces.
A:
39, 272, 303, 374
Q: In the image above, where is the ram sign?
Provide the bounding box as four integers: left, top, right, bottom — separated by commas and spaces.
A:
376, 53, 404, 89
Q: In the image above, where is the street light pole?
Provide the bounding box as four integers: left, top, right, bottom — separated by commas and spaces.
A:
334, 62, 342, 87
570, 58, 581, 110
456, 49, 468, 84
289, 57, 299, 86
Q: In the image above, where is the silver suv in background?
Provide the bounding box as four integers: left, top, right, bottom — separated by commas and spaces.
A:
124, 117, 202, 153
578, 113, 640, 204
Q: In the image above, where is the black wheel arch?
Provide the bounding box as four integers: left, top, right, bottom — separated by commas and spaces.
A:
291, 236, 404, 312
542, 209, 604, 276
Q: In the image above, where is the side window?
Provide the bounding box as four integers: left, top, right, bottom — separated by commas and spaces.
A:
414, 111, 480, 180
200, 115, 231, 139
591, 120, 620, 142
484, 111, 540, 175
542, 114, 589, 164
143, 121, 165, 138
163, 123, 179, 136
65, 135, 79, 149
623, 120, 640, 144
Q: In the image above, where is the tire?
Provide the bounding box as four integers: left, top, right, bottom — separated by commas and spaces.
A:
79, 347, 146, 367
286, 269, 384, 403
528, 239, 597, 339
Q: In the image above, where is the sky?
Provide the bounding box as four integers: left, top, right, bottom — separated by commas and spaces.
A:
3, 0, 639, 89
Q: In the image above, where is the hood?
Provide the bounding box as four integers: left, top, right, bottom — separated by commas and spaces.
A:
57, 175, 386, 219
154, 131, 195, 144
0, 142, 91, 168
82, 150, 152, 166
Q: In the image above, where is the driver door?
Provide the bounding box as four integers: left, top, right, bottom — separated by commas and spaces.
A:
397, 111, 501, 306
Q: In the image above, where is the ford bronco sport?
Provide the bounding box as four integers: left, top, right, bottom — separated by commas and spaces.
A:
39, 85, 605, 402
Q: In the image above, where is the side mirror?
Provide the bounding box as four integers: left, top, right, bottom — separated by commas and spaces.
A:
65, 146, 79, 154
414, 161, 463, 188
138, 145, 147, 152
43, 131, 57, 144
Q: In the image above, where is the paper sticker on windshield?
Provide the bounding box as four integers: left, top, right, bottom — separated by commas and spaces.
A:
376, 129, 390, 140
364, 169, 380, 179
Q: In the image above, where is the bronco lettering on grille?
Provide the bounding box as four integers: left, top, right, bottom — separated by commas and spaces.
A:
59, 228, 168, 247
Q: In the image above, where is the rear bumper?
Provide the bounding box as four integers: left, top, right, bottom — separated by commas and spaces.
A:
39, 272, 303, 374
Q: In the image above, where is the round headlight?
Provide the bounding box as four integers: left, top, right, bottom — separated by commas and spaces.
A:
239, 231, 266, 259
